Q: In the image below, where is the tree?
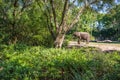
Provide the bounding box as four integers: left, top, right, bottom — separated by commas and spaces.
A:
0, 0, 33, 44
36, 0, 115, 48
98, 4, 120, 40
0, 0, 54, 47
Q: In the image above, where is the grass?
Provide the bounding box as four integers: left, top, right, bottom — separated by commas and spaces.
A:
0, 44, 120, 80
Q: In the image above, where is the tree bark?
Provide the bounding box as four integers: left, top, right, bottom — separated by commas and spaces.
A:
10, 0, 18, 44
54, 33, 65, 48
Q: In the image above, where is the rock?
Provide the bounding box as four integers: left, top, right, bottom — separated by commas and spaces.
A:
103, 40, 112, 42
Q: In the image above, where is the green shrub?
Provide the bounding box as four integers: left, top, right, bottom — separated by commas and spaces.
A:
0, 47, 120, 80
118, 38, 120, 42
63, 40, 69, 47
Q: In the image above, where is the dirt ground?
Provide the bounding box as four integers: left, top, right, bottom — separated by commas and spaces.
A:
68, 41, 120, 51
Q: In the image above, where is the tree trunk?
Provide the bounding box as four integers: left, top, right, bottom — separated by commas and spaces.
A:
54, 33, 65, 48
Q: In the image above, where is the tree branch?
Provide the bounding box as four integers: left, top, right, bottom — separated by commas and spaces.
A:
46, 13, 56, 40
12, 0, 18, 28
68, 0, 76, 9
50, 0, 58, 30
36, 0, 56, 39
59, 0, 69, 27
66, 0, 99, 31
17, 0, 33, 16
68, 6, 85, 31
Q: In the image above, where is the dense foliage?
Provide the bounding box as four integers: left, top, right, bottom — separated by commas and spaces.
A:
0, 45, 120, 80
0, 0, 119, 47
92, 4, 120, 40
0, 0, 53, 47
0, 0, 120, 80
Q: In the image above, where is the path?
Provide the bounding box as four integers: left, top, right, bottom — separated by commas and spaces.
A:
68, 41, 120, 51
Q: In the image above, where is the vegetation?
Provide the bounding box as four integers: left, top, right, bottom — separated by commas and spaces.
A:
0, 45, 120, 80
0, 0, 119, 47
92, 4, 120, 41
0, 0, 120, 80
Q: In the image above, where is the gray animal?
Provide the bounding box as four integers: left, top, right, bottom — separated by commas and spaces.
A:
73, 32, 90, 44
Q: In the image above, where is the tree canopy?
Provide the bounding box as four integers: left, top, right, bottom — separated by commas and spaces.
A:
0, 0, 119, 47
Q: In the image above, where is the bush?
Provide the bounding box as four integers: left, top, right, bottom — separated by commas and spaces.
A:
118, 38, 120, 42
62, 39, 69, 47
0, 47, 120, 80
90, 35, 95, 41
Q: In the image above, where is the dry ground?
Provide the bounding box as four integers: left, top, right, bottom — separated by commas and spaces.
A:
68, 41, 120, 51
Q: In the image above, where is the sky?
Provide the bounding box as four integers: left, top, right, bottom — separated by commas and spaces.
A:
115, 0, 120, 4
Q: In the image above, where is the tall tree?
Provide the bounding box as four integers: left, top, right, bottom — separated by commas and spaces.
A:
98, 4, 120, 40
0, 0, 33, 44
36, 0, 114, 48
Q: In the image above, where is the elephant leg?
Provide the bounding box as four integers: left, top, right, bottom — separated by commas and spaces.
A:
86, 39, 89, 44
78, 38, 81, 44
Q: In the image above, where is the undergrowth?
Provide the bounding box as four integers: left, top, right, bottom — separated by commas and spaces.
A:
0, 44, 120, 80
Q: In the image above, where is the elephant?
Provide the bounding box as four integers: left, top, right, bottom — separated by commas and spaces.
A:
73, 32, 90, 44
